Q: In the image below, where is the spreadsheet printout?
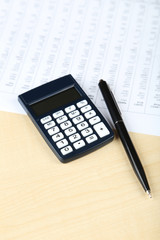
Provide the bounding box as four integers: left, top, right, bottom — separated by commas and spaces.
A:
0, 0, 160, 136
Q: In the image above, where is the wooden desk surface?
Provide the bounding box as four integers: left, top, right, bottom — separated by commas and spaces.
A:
0, 111, 160, 240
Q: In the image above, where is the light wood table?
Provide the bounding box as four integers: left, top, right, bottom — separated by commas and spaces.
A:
0, 111, 160, 240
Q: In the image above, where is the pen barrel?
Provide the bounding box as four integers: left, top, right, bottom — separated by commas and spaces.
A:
98, 79, 150, 193
115, 121, 150, 192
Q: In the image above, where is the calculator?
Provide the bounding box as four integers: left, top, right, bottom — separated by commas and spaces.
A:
18, 75, 114, 163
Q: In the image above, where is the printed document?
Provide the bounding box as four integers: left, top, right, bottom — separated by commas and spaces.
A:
0, 0, 160, 136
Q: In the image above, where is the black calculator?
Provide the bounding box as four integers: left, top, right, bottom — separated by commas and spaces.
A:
18, 75, 114, 163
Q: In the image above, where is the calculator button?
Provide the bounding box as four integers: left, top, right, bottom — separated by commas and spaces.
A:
56, 139, 68, 149
89, 116, 101, 125
77, 121, 89, 130
44, 121, 55, 129
48, 126, 60, 135
61, 146, 73, 155
40, 115, 52, 124
73, 140, 85, 149
80, 105, 92, 113
52, 132, 64, 142
68, 110, 80, 118
84, 110, 96, 119
76, 121, 88, 131
81, 127, 93, 137
56, 115, 68, 124
93, 122, 109, 138
65, 105, 76, 113
60, 120, 72, 130
64, 126, 76, 136
86, 134, 98, 144
77, 100, 88, 108
72, 115, 84, 124
69, 133, 81, 143
53, 110, 64, 118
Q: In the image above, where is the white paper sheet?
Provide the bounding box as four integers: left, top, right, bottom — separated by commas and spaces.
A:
0, 0, 160, 136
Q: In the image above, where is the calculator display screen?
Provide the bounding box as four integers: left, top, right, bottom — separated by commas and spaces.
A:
30, 87, 81, 117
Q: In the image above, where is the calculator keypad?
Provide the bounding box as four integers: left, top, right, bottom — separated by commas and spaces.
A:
40, 100, 110, 157
48, 126, 60, 135
65, 105, 76, 113
61, 146, 73, 155
40, 115, 52, 124
56, 139, 68, 148
64, 127, 76, 136
93, 122, 109, 138
44, 121, 55, 129
53, 110, 64, 118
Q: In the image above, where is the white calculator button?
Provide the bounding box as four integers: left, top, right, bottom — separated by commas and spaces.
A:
52, 132, 64, 142
61, 146, 73, 155
40, 115, 52, 124
64, 126, 76, 136
81, 127, 93, 137
77, 121, 88, 130
69, 133, 81, 143
73, 140, 85, 149
72, 115, 84, 124
60, 120, 72, 130
56, 115, 68, 124
53, 110, 64, 118
65, 105, 76, 113
48, 126, 60, 135
86, 134, 98, 144
84, 110, 96, 119
89, 116, 101, 125
80, 105, 92, 113
44, 121, 55, 129
68, 110, 80, 118
56, 139, 68, 149
93, 122, 109, 138
77, 100, 88, 108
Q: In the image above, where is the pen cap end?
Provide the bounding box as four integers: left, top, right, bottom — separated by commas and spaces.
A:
99, 79, 105, 85
98, 79, 110, 90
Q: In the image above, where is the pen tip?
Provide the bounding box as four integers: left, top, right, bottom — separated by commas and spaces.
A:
146, 190, 152, 198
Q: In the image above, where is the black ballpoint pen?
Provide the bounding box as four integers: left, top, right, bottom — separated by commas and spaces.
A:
98, 79, 151, 198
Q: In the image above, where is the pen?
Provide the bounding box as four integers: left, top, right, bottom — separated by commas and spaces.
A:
98, 79, 151, 198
